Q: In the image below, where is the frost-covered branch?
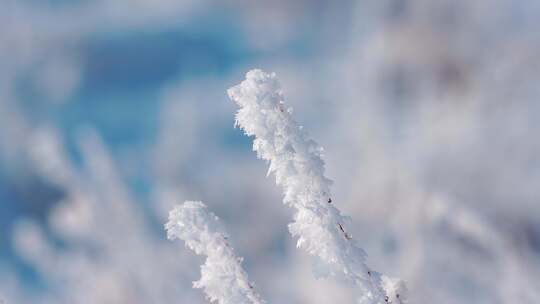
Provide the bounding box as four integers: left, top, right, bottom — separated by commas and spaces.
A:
165, 201, 265, 304
228, 70, 406, 304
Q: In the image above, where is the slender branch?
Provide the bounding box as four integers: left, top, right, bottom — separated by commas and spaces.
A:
165, 201, 265, 304
228, 69, 406, 304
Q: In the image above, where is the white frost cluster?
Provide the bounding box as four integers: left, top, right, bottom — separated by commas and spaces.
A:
228, 69, 406, 304
165, 201, 265, 304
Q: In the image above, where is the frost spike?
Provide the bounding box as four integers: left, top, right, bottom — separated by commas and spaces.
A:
228, 69, 406, 304
165, 201, 265, 304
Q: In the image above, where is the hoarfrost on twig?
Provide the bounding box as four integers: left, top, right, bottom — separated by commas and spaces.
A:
228, 69, 406, 304
166, 201, 265, 304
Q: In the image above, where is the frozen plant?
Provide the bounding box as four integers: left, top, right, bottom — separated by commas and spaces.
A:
9, 128, 201, 304
165, 201, 265, 304
228, 69, 406, 304
165, 70, 405, 304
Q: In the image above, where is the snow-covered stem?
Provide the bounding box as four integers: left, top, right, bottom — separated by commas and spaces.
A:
228, 69, 406, 304
165, 201, 265, 304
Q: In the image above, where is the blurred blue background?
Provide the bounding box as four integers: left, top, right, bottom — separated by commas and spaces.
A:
1, 1, 539, 303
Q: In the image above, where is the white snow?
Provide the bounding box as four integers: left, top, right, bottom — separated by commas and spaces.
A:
165, 201, 265, 304
228, 69, 406, 304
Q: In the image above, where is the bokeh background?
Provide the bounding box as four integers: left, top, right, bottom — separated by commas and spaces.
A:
1, 1, 540, 303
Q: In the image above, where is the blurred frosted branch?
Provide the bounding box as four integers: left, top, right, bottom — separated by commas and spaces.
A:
12, 127, 201, 303
228, 69, 406, 304
165, 201, 265, 304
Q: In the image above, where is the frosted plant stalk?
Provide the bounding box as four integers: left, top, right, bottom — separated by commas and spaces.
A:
165, 201, 265, 304
228, 69, 406, 304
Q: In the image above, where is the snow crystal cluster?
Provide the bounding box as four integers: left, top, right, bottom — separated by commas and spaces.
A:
228, 69, 406, 304
166, 69, 406, 304
165, 201, 265, 304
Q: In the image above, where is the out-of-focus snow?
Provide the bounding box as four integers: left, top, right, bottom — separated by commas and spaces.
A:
1, 1, 540, 304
